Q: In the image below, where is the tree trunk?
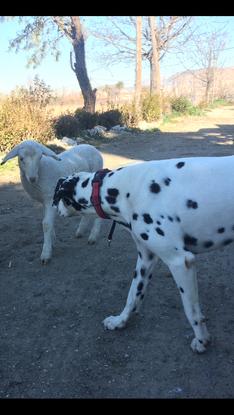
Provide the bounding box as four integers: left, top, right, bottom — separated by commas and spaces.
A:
148, 17, 161, 96
70, 16, 96, 113
135, 16, 142, 115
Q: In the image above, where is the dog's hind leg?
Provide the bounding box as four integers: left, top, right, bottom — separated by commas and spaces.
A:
162, 250, 211, 353
103, 243, 156, 330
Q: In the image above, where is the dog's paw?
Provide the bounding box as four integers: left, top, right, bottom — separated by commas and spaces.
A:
40, 250, 52, 265
87, 236, 97, 245
103, 315, 126, 330
75, 230, 84, 239
190, 338, 208, 353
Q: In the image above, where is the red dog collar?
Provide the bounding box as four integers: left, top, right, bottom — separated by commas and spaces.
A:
91, 169, 111, 219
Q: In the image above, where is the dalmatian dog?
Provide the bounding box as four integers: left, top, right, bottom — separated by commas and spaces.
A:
53, 155, 234, 353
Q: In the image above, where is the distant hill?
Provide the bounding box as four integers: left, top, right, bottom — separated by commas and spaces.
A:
164, 67, 234, 104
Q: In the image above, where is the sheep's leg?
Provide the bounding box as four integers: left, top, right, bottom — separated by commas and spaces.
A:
41, 203, 56, 264
75, 216, 90, 238
87, 217, 102, 245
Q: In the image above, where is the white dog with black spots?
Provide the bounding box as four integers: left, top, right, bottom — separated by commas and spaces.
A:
53, 155, 234, 353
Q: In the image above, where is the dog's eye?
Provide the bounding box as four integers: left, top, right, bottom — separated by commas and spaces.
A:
19, 156, 24, 162
63, 197, 72, 206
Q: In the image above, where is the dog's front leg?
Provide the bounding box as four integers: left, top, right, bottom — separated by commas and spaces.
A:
103, 244, 156, 330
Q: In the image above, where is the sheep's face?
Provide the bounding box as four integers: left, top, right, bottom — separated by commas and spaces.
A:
18, 147, 42, 183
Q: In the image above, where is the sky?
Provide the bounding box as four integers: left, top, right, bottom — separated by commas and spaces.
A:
0, 16, 234, 94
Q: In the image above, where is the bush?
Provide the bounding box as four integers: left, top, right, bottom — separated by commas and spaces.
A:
74, 109, 99, 130
170, 96, 192, 114
53, 114, 81, 138
97, 109, 124, 129
120, 102, 140, 128
0, 78, 55, 152
141, 94, 161, 122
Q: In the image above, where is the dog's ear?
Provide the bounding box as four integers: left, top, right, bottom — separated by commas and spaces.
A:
53, 177, 66, 206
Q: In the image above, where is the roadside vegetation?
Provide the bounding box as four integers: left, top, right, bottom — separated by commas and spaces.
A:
0, 77, 233, 158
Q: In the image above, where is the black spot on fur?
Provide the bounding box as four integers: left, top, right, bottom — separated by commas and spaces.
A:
176, 161, 185, 169
156, 220, 161, 226
108, 172, 114, 177
78, 198, 89, 205
150, 181, 161, 194
81, 178, 90, 188
132, 307, 137, 313
160, 215, 164, 219
148, 253, 154, 260
133, 213, 138, 220
156, 227, 165, 236
105, 196, 117, 204
133, 271, 137, 279
184, 234, 197, 246
168, 216, 173, 222
117, 167, 123, 171
111, 206, 120, 213
176, 216, 181, 222
141, 233, 148, 240
187, 199, 198, 209
140, 268, 146, 277
143, 213, 153, 224
107, 188, 119, 197
126, 193, 130, 198
218, 227, 225, 233
164, 177, 171, 186
203, 240, 214, 248
223, 239, 233, 246
149, 274, 153, 279
179, 287, 184, 293
194, 321, 198, 326
140, 294, 144, 300
137, 282, 144, 291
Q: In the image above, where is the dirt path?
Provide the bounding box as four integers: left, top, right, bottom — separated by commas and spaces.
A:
0, 105, 234, 398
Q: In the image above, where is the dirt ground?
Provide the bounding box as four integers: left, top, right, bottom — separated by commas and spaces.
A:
0, 105, 234, 399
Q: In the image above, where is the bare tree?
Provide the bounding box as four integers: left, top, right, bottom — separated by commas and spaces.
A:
176, 28, 227, 104
1, 16, 97, 112
91, 16, 192, 97
135, 16, 142, 112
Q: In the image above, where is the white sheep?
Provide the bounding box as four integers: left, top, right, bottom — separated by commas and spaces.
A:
1, 140, 103, 264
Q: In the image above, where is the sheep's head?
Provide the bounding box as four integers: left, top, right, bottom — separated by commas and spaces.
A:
1, 140, 61, 183
18, 145, 43, 183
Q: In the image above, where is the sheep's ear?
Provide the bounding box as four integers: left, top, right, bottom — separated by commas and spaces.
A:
41, 145, 61, 161
0, 144, 22, 165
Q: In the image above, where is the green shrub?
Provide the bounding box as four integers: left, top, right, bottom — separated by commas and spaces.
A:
120, 102, 140, 128
97, 109, 124, 129
0, 79, 55, 152
141, 94, 161, 122
74, 109, 99, 130
53, 113, 81, 138
170, 96, 192, 114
